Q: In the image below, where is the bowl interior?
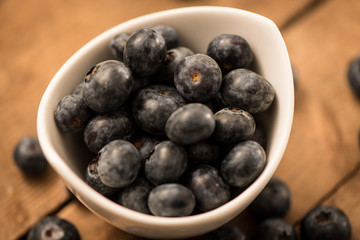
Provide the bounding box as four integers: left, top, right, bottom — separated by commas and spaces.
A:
37, 6, 294, 239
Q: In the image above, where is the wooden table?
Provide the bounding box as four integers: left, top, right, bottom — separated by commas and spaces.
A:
1, 0, 360, 239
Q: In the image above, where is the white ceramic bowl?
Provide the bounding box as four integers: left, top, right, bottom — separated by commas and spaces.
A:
37, 6, 294, 239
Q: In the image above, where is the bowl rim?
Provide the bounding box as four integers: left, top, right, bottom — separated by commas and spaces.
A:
37, 5, 294, 230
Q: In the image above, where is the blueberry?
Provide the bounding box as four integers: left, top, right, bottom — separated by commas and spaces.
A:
27, 216, 80, 240
97, 140, 140, 188
148, 183, 195, 217
347, 55, 360, 97
213, 108, 256, 144
109, 32, 130, 61
187, 164, 230, 212
151, 46, 194, 86
82, 60, 133, 113
124, 27, 167, 76
84, 159, 120, 196
54, 94, 93, 133
249, 177, 291, 219
174, 53, 222, 102
221, 69, 275, 113
165, 103, 216, 145
132, 135, 160, 168
207, 34, 254, 73
13, 137, 48, 175
253, 218, 298, 240
84, 110, 134, 153
153, 25, 179, 49
221, 140, 266, 188
117, 178, 154, 214
300, 206, 351, 240
72, 82, 85, 96
204, 225, 249, 240
249, 124, 267, 150
131, 85, 185, 135
186, 139, 220, 166
145, 141, 187, 185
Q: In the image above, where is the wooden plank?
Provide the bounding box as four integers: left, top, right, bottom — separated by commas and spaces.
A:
0, 0, 320, 239
275, 0, 360, 225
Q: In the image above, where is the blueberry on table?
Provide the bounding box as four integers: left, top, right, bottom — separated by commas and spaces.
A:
153, 25, 179, 50
221, 69, 275, 113
347, 55, 360, 97
174, 53, 222, 102
204, 225, 249, 240
109, 32, 130, 61
27, 216, 80, 240
213, 107, 256, 144
165, 103, 216, 145
131, 85, 185, 135
13, 137, 48, 175
207, 33, 254, 73
124, 27, 167, 76
300, 206, 351, 240
117, 178, 154, 214
253, 218, 298, 240
151, 46, 194, 86
82, 60, 133, 113
132, 135, 160, 168
83, 110, 134, 153
249, 177, 291, 219
187, 164, 230, 212
97, 140, 140, 188
148, 183, 195, 217
144, 141, 187, 185
221, 140, 266, 188
54, 94, 93, 133
84, 159, 120, 197
186, 139, 220, 166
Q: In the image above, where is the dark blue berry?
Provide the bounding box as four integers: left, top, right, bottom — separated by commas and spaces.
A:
249, 123, 267, 150
206, 34, 254, 73
132, 135, 160, 168
249, 177, 291, 219
27, 216, 80, 240
54, 94, 93, 133
124, 27, 166, 76
221, 69, 275, 113
83, 110, 134, 153
253, 218, 298, 240
117, 178, 154, 214
82, 60, 133, 113
148, 183, 195, 217
131, 85, 185, 135
221, 140, 266, 188
153, 25, 179, 50
97, 140, 140, 188
13, 137, 48, 175
72, 82, 85, 95
347, 55, 360, 97
165, 103, 216, 145
84, 159, 120, 196
145, 141, 187, 185
174, 53, 222, 102
204, 225, 249, 240
151, 46, 194, 86
300, 206, 351, 240
186, 139, 220, 166
109, 32, 130, 61
187, 164, 230, 212
213, 107, 256, 144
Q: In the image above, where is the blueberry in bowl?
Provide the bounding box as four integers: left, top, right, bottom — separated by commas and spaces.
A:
37, 6, 294, 239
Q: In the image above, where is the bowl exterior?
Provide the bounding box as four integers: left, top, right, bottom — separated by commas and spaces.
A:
37, 6, 294, 239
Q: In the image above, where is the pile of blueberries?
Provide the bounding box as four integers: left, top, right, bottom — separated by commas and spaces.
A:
54, 25, 275, 217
